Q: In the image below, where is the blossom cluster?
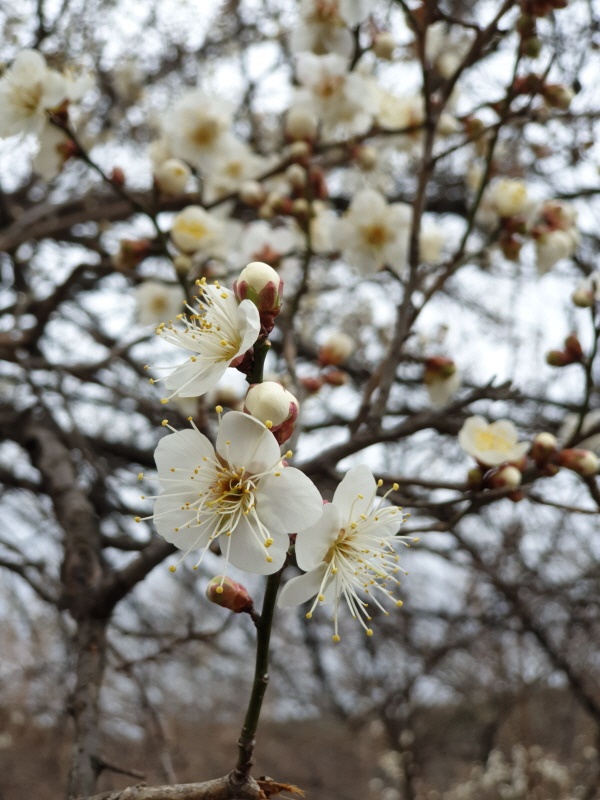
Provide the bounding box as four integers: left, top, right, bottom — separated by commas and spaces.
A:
137, 260, 409, 640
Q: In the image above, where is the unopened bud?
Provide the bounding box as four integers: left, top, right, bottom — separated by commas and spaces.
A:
542, 83, 574, 110
318, 332, 355, 367
110, 166, 126, 186
154, 158, 191, 195
292, 198, 310, 217
285, 107, 318, 142
531, 432, 558, 463
424, 356, 457, 383
322, 369, 349, 387
572, 286, 595, 308
373, 31, 396, 61
239, 180, 265, 206
244, 381, 299, 444
206, 576, 254, 613
173, 254, 193, 275
112, 238, 152, 270
546, 350, 571, 367
289, 140, 311, 160
486, 465, 522, 490
300, 375, 324, 394
356, 145, 378, 170
234, 261, 284, 332
565, 333, 584, 361
285, 163, 307, 189
557, 448, 599, 476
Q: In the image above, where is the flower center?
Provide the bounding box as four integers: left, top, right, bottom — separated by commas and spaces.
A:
474, 429, 512, 453
316, 76, 343, 99
362, 224, 391, 248
192, 118, 220, 147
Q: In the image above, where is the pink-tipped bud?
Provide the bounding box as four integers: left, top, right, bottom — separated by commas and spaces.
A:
234, 261, 283, 333
546, 350, 571, 367
111, 238, 153, 271
318, 332, 355, 367
424, 356, 457, 383
244, 381, 299, 444
206, 576, 254, 613
486, 465, 522, 490
572, 286, 595, 308
565, 333, 584, 362
557, 449, 600, 477
323, 369, 349, 387
530, 432, 558, 464
300, 376, 324, 394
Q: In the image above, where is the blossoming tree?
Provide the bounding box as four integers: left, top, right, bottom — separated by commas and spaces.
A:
1, 1, 600, 798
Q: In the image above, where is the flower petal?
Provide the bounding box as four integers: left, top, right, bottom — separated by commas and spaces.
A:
235, 299, 261, 354
154, 428, 215, 483
216, 411, 280, 472
294, 502, 342, 571
223, 519, 288, 575
277, 563, 330, 607
255, 467, 323, 534
164, 359, 228, 397
333, 464, 376, 520
153, 490, 211, 552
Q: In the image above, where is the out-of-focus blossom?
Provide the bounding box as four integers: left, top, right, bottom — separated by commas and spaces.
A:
459, 416, 529, 467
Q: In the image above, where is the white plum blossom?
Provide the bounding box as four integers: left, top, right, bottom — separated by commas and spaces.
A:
32, 124, 72, 179
237, 220, 300, 266
278, 465, 408, 640
151, 279, 260, 402
334, 188, 411, 275
161, 89, 235, 169
295, 53, 379, 139
291, 0, 354, 58
459, 416, 529, 467
135, 281, 185, 326
0, 50, 68, 138
424, 22, 474, 78
205, 140, 266, 201
170, 205, 226, 256
488, 178, 530, 218
146, 411, 323, 575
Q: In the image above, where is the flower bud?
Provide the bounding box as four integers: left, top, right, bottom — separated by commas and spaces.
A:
542, 83, 574, 110
234, 261, 284, 332
110, 166, 126, 186
322, 369, 349, 387
111, 238, 153, 270
546, 350, 571, 367
565, 333, 584, 361
530, 432, 558, 463
244, 381, 299, 444
356, 145, 378, 170
373, 31, 396, 61
300, 375, 324, 394
285, 106, 318, 141
318, 332, 355, 367
154, 158, 191, 195
285, 163, 307, 189
486, 465, 522, 490
572, 285, 595, 308
424, 357, 461, 407
173, 254, 193, 275
557, 448, 599, 476
239, 180, 265, 206
206, 576, 254, 613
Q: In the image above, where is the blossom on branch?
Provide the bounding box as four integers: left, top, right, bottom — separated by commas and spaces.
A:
145, 411, 323, 575
150, 279, 260, 403
458, 416, 529, 467
278, 465, 409, 641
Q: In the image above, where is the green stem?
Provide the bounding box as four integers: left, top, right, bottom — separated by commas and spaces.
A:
232, 569, 282, 782
246, 338, 271, 385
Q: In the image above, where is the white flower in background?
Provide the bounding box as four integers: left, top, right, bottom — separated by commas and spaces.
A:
32, 123, 72, 179
0, 50, 68, 138
419, 221, 445, 264
162, 89, 234, 169
204, 140, 265, 200
424, 21, 474, 78
285, 105, 320, 141
278, 465, 408, 640
170, 205, 226, 256
488, 178, 529, 218
112, 58, 144, 103
237, 220, 300, 266
377, 91, 424, 135
318, 331, 355, 365
310, 204, 339, 253
459, 416, 529, 467
135, 281, 185, 326
335, 188, 411, 275
291, 0, 354, 58
295, 53, 379, 139
151, 279, 260, 402
154, 158, 191, 195
146, 411, 323, 575
535, 228, 579, 274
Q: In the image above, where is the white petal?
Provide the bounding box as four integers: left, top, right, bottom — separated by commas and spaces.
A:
277, 564, 330, 607
255, 467, 323, 534
223, 520, 288, 575
333, 464, 376, 519
153, 490, 211, 552
235, 299, 261, 354
216, 411, 280, 472
154, 428, 215, 482
164, 358, 228, 397
294, 502, 341, 571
